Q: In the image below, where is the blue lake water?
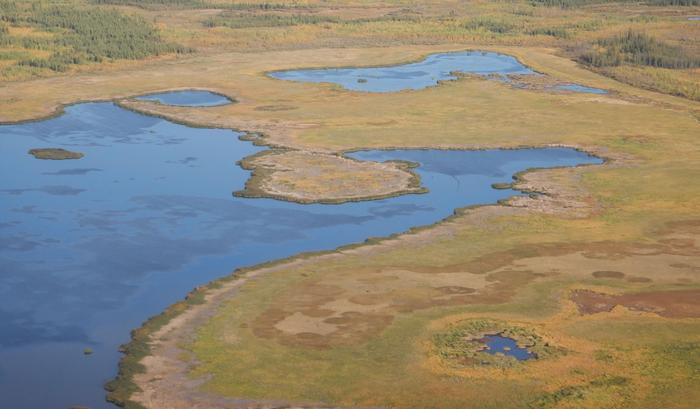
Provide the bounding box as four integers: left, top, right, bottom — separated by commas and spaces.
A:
481, 334, 533, 361
0, 93, 600, 409
135, 90, 232, 106
270, 51, 533, 92
269, 51, 606, 94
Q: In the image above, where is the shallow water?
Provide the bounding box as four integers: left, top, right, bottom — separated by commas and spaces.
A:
270, 51, 533, 92
555, 84, 608, 94
135, 90, 232, 106
269, 51, 606, 94
481, 334, 533, 361
0, 93, 600, 409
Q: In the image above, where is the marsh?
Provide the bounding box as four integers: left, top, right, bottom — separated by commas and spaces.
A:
0, 92, 599, 409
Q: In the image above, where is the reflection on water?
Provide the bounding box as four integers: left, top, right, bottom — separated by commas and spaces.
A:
0, 95, 601, 409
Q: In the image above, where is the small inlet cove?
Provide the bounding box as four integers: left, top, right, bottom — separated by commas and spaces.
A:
0, 91, 601, 409
269, 51, 607, 94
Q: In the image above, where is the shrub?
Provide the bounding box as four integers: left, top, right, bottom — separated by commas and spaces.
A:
579, 31, 700, 69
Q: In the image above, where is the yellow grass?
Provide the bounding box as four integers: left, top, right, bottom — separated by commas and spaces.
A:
1, 1, 699, 408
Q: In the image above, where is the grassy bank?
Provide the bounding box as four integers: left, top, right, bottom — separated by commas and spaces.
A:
36, 44, 695, 408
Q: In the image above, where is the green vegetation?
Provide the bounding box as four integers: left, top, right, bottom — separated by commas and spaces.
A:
572, 30, 700, 100
492, 182, 514, 189
204, 10, 419, 29
0, 1, 189, 76
463, 16, 517, 34
1, 2, 699, 406
87, 41, 698, 406
2, 0, 697, 102
580, 31, 700, 69
527, 375, 630, 409
204, 12, 339, 29
433, 319, 563, 369
526, 26, 570, 39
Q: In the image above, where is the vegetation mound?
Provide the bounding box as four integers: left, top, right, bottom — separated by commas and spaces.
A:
433, 319, 564, 369
28, 148, 84, 160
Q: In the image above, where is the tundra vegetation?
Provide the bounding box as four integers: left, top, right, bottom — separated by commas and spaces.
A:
1, 0, 699, 100
1, 0, 699, 409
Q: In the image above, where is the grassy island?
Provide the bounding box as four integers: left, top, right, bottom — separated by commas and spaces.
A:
28, 148, 84, 160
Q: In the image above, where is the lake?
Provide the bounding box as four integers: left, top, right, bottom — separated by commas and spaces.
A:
0, 92, 601, 409
269, 51, 606, 94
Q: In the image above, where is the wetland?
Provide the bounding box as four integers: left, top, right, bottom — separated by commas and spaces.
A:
0, 91, 601, 409
0, 0, 698, 405
270, 51, 606, 94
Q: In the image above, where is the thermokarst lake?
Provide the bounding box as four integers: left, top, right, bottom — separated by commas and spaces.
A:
270, 51, 607, 94
0, 87, 600, 409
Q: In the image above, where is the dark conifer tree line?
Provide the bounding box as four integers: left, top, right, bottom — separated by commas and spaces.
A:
0, 1, 191, 72
579, 31, 700, 69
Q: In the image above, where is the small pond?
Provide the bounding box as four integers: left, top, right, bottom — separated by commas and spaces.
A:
269, 51, 606, 94
0, 91, 600, 408
555, 84, 608, 94
480, 334, 534, 361
134, 90, 232, 106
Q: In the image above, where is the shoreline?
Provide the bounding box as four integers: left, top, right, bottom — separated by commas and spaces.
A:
120, 149, 606, 408
0, 53, 633, 408
234, 150, 427, 205
1, 94, 617, 408
104, 138, 613, 408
